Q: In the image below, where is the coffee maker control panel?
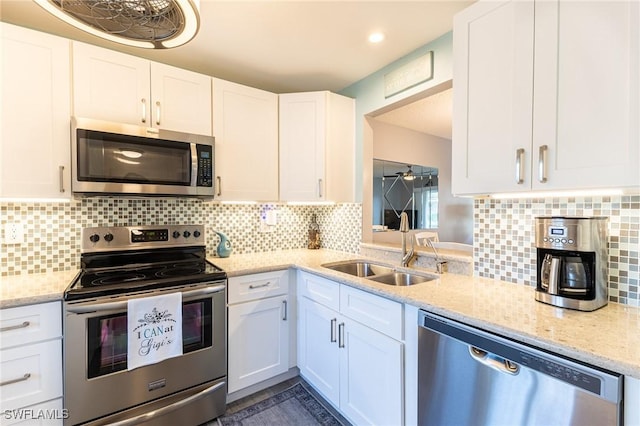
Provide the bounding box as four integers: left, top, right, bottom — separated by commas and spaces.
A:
540, 225, 576, 248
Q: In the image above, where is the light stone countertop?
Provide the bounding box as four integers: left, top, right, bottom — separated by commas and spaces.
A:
212, 249, 640, 380
1, 269, 79, 309
2, 249, 639, 380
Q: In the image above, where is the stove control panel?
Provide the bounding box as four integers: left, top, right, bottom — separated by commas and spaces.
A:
82, 225, 205, 253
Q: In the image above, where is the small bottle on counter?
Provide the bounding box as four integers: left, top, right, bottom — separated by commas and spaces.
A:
308, 214, 320, 249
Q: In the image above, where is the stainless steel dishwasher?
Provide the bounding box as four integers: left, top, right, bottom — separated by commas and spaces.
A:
418, 310, 623, 425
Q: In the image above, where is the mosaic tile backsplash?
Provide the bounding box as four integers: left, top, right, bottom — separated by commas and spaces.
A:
1, 199, 362, 276
2, 195, 639, 307
475, 195, 640, 307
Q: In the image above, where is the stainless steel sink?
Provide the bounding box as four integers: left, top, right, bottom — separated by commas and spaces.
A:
321, 260, 435, 286
368, 271, 435, 286
321, 260, 394, 277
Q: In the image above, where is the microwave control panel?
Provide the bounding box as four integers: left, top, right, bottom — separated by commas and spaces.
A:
197, 145, 213, 187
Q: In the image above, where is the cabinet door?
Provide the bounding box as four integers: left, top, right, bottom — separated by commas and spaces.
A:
297, 297, 340, 406
1, 24, 71, 199
279, 92, 326, 201
150, 62, 212, 136
212, 78, 278, 201
228, 295, 289, 393
452, 0, 535, 195
72, 42, 150, 125
339, 318, 403, 426
532, 0, 640, 190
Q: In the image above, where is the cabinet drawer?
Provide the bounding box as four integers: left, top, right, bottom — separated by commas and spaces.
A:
0, 339, 62, 411
0, 302, 61, 349
228, 270, 288, 304
297, 271, 340, 311
340, 285, 403, 340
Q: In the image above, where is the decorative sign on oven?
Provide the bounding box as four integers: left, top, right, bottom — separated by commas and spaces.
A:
127, 292, 184, 370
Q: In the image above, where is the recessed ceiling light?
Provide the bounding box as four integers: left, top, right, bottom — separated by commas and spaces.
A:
368, 32, 385, 43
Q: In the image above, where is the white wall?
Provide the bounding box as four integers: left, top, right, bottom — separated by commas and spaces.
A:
370, 120, 473, 244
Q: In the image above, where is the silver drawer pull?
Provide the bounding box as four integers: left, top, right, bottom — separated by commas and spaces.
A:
0, 373, 31, 387
0, 321, 30, 332
282, 300, 288, 321
249, 282, 271, 290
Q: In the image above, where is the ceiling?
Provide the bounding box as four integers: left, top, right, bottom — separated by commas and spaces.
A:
374, 87, 452, 139
0, 0, 470, 137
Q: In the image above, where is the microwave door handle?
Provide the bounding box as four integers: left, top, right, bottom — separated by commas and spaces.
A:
190, 144, 198, 186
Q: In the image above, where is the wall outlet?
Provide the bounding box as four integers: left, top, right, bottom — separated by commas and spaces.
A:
4, 223, 25, 244
259, 210, 279, 233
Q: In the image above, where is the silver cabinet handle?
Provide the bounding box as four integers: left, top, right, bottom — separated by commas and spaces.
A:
141, 98, 147, 123
109, 380, 226, 426
216, 176, 222, 197
330, 318, 337, 342
0, 321, 30, 332
0, 373, 31, 387
155, 101, 161, 126
59, 165, 65, 193
338, 322, 345, 348
248, 282, 271, 290
282, 300, 287, 321
318, 179, 323, 198
538, 145, 548, 183
515, 148, 525, 185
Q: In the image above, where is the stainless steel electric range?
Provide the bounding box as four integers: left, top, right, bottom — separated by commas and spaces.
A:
63, 225, 227, 426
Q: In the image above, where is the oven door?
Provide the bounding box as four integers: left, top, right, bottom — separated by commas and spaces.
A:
63, 282, 226, 426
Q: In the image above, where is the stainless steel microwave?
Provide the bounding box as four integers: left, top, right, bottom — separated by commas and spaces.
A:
71, 117, 214, 197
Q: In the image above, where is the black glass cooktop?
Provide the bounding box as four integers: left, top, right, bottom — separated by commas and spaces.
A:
65, 247, 226, 301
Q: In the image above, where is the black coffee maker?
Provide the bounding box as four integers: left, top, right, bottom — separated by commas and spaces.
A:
535, 217, 608, 311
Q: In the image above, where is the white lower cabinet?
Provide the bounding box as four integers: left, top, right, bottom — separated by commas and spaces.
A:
227, 271, 291, 394
0, 302, 63, 425
626, 376, 640, 426
297, 271, 404, 425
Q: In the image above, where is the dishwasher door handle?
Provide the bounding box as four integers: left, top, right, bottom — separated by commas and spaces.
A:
469, 346, 519, 375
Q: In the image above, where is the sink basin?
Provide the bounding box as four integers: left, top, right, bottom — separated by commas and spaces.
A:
368, 272, 435, 286
322, 260, 435, 286
321, 260, 394, 277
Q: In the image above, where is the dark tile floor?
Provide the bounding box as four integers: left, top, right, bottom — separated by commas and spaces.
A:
211, 376, 351, 425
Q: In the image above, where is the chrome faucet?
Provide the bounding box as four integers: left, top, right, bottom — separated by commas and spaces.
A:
399, 212, 415, 267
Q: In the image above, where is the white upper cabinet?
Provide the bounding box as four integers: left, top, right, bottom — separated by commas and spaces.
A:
73, 42, 212, 135
452, 0, 535, 195
72, 42, 150, 126
0, 23, 71, 199
532, 0, 639, 190
453, 0, 639, 195
150, 62, 212, 136
212, 78, 279, 201
279, 91, 355, 202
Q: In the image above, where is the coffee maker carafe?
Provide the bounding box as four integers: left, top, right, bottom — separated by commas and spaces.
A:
535, 217, 608, 311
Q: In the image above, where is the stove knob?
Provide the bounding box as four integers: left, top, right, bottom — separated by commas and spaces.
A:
183, 230, 191, 238
89, 234, 100, 243
193, 230, 201, 238
172, 231, 181, 239
104, 233, 114, 243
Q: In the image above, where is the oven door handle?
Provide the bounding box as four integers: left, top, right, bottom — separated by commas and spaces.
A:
65, 284, 226, 313
108, 380, 226, 426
